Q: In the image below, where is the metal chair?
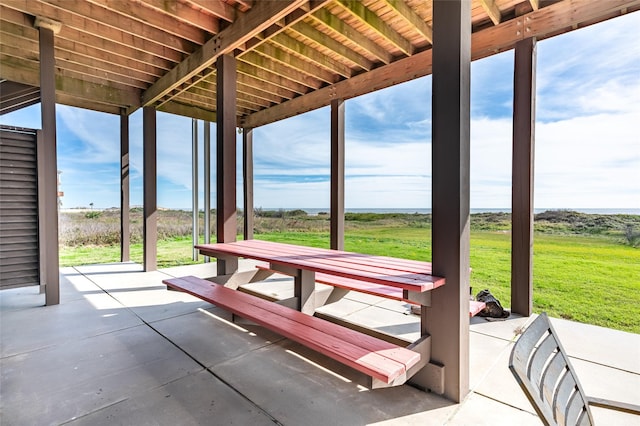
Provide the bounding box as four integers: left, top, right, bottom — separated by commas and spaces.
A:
509, 313, 640, 426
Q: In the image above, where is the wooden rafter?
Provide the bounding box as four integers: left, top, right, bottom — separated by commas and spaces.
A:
266, 33, 354, 78
336, 0, 414, 56
253, 43, 339, 84
240, 51, 324, 89
0, 54, 140, 108
0, 2, 188, 63
141, 0, 307, 107
137, 0, 222, 33
237, 61, 309, 95
84, 0, 214, 41
380, 0, 433, 43
311, 8, 393, 64
290, 21, 374, 70
182, 0, 237, 23
529, 0, 540, 11
237, 73, 297, 101
480, 0, 502, 25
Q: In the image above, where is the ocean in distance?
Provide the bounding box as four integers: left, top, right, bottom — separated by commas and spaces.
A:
261, 207, 640, 215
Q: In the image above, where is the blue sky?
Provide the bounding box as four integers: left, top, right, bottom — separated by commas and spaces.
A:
2, 13, 639, 211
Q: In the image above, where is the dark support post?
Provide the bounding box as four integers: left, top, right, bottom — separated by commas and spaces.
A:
204, 121, 211, 262
511, 37, 537, 316
120, 109, 130, 262
426, 0, 471, 402
216, 54, 238, 275
192, 118, 199, 261
243, 127, 254, 240
37, 21, 60, 306
330, 99, 345, 251
143, 106, 157, 271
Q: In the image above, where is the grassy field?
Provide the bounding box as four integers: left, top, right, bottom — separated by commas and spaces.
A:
59, 209, 640, 333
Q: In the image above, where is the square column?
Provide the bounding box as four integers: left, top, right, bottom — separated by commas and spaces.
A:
216, 54, 238, 275
143, 106, 157, 271
243, 128, 254, 240
330, 99, 345, 250
511, 37, 537, 316
120, 109, 130, 262
36, 21, 60, 306
427, 0, 471, 403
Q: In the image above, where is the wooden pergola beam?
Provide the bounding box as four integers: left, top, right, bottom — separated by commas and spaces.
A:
142, 0, 307, 107
243, 0, 638, 128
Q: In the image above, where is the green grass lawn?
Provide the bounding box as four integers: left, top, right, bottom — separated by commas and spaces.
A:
60, 228, 640, 333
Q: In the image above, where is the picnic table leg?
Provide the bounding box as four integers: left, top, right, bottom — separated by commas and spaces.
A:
404, 292, 446, 395
216, 255, 238, 276
295, 269, 316, 315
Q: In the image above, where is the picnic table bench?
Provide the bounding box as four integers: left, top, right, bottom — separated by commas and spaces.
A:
163, 239, 450, 392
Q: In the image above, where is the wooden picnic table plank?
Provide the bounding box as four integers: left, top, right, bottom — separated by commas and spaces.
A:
164, 276, 419, 384
196, 240, 445, 292
247, 240, 432, 275
246, 239, 434, 274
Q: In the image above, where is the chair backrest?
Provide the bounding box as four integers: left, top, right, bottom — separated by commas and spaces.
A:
509, 313, 595, 426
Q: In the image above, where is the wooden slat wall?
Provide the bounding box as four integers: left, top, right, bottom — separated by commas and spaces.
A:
0, 127, 40, 289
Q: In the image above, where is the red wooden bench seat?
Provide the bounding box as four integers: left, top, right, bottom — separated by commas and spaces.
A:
255, 263, 486, 317
163, 275, 421, 386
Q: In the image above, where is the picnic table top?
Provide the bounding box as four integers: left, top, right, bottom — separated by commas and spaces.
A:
196, 239, 445, 293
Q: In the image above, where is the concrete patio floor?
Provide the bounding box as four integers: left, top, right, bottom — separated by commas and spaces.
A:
1, 261, 638, 425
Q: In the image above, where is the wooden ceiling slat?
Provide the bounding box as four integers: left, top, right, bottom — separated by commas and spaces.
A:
157, 100, 216, 122
138, 0, 221, 33
0, 54, 140, 109
0, 2, 186, 64
480, 0, 503, 25
55, 92, 122, 115
181, 79, 271, 110
290, 21, 374, 71
142, 0, 308, 107
241, 51, 324, 90
84, 0, 212, 44
237, 73, 297, 102
253, 43, 339, 85
310, 9, 392, 65
2, 0, 196, 55
380, 0, 433, 43
237, 60, 310, 95
266, 33, 354, 78
186, 0, 237, 22
0, 35, 150, 90
0, 18, 173, 75
336, 0, 414, 56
